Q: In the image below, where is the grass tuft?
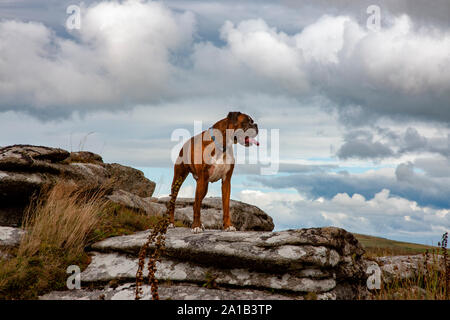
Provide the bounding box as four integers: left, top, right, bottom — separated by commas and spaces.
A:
369, 233, 449, 300
0, 183, 183, 300
0, 183, 105, 299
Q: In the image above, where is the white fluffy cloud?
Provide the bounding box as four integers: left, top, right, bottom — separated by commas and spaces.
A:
219, 19, 308, 92
0, 0, 195, 113
237, 188, 450, 244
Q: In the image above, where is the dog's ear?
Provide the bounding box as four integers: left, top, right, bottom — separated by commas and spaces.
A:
227, 111, 241, 125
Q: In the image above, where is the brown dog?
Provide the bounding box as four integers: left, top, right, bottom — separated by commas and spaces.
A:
167, 111, 259, 233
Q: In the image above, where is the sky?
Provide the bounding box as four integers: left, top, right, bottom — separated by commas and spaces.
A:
0, 0, 449, 245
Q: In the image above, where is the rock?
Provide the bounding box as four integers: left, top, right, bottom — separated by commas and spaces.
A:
0, 226, 25, 261
370, 254, 445, 284
91, 228, 357, 271
0, 145, 70, 171
157, 197, 274, 231
0, 226, 25, 247
81, 252, 337, 293
106, 193, 274, 232
0, 145, 156, 226
0, 144, 271, 231
40, 282, 302, 300
55, 226, 368, 300
105, 164, 154, 198
67, 151, 103, 163
106, 190, 163, 215
92, 227, 364, 266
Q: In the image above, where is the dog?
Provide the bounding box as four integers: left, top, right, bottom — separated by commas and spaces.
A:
166, 111, 259, 233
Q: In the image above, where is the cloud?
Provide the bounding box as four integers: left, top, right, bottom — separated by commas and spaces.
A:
395, 162, 415, 182
191, 13, 450, 123
0, 0, 195, 117
1, 2, 449, 126
336, 134, 394, 160
237, 188, 450, 244
234, 163, 339, 175
256, 165, 450, 209
335, 126, 450, 160
414, 157, 450, 178
282, 0, 450, 28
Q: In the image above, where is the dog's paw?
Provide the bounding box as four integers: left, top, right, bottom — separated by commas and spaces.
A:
224, 225, 236, 232
191, 227, 203, 234
168, 223, 175, 229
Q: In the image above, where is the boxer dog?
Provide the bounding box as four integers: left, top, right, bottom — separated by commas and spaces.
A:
166, 112, 259, 233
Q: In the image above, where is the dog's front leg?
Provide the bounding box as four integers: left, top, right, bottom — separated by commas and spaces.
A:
222, 175, 236, 231
192, 176, 208, 233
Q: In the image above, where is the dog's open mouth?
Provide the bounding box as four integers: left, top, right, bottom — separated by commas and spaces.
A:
245, 136, 259, 146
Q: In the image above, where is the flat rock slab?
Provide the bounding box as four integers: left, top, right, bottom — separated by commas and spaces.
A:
157, 197, 274, 231
109, 195, 275, 232
91, 227, 363, 272
81, 252, 336, 293
40, 282, 304, 300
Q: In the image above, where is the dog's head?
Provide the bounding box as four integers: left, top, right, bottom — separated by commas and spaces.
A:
227, 111, 259, 147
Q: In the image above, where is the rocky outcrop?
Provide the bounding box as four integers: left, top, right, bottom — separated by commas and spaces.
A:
111, 195, 275, 232
41, 226, 370, 300
157, 197, 274, 231
0, 145, 273, 231
367, 254, 446, 285
40, 282, 300, 300
0, 145, 156, 226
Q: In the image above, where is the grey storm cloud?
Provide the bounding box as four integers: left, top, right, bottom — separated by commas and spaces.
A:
234, 163, 339, 175
255, 165, 450, 209
413, 157, 450, 178
337, 140, 393, 160
336, 127, 450, 160
395, 162, 415, 182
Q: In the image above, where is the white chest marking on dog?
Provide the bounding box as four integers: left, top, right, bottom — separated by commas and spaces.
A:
208, 151, 234, 183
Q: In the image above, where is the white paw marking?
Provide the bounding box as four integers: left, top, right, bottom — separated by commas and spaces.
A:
225, 226, 236, 232
191, 227, 203, 234
168, 223, 175, 229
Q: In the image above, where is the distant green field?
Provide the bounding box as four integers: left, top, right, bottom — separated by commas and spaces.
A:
352, 233, 444, 257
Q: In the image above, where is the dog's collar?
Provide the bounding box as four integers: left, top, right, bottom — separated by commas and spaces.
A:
209, 127, 227, 153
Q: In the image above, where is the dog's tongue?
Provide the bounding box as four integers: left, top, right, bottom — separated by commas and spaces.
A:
246, 137, 259, 146
251, 138, 260, 146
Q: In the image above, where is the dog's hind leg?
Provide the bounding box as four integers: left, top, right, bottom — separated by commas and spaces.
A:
167, 164, 189, 227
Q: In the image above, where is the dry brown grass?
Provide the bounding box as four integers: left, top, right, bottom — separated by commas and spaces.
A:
0, 182, 185, 300
371, 234, 449, 300
0, 182, 106, 299
19, 183, 106, 259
